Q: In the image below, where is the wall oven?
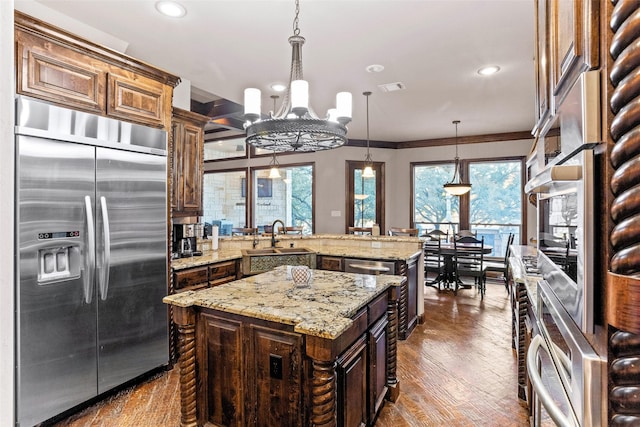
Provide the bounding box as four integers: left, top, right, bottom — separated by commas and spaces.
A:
527, 280, 604, 426
525, 71, 600, 335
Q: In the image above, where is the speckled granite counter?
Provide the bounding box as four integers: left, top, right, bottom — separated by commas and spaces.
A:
164, 265, 404, 339
171, 239, 422, 271
171, 248, 241, 270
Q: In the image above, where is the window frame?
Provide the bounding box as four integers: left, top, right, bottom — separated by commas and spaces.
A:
203, 167, 249, 228
345, 160, 385, 234
249, 161, 316, 233
411, 156, 526, 247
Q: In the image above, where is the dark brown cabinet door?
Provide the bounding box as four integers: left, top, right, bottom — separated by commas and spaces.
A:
199, 313, 244, 426
171, 108, 208, 217
246, 325, 303, 426
368, 315, 388, 424
337, 335, 367, 427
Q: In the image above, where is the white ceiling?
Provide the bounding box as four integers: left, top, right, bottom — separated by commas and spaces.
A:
18, 0, 536, 143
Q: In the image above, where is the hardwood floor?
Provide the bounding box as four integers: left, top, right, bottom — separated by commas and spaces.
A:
49, 280, 529, 426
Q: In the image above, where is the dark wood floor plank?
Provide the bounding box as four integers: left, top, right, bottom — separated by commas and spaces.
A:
49, 280, 529, 426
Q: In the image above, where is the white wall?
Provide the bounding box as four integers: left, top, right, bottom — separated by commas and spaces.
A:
1, 2, 15, 425
205, 138, 537, 242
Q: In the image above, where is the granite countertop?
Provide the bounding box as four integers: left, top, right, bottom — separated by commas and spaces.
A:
172, 245, 422, 271
171, 248, 242, 270
164, 265, 405, 339
509, 245, 542, 311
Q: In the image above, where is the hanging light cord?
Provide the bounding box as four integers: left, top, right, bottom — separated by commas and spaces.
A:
364, 91, 372, 162
293, 0, 300, 35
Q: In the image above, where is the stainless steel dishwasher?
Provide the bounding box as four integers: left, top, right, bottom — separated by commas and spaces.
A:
344, 258, 396, 275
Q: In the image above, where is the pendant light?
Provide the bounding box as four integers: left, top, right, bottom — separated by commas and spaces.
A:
268, 151, 281, 179
243, 0, 352, 152
362, 91, 374, 178
443, 120, 472, 195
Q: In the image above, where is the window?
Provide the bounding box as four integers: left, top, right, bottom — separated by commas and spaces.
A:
204, 137, 248, 161
203, 169, 247, 235
468, 159, 523, 257
412, 162, 459, 237
251, 163, 314, 234
346, 161, 385, 232
412, 157, 524, 257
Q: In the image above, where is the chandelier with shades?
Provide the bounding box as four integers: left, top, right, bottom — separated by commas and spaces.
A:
243, 0, 352, 152
443, 120, 472, 195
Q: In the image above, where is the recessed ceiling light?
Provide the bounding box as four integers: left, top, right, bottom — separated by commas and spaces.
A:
477, 65, 500, 76
155, 1, 186, 18
270, 83, 287, 92
366, 64, 385, 73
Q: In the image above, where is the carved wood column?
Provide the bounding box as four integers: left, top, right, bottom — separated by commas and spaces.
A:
397, 278, 408, 340
172, 306, 197, 427
386, 285, 400, 402
310, 359, 337, 427
608, 1, 640, 424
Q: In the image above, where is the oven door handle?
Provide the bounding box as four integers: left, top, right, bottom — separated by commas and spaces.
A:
527, 334, 576, 427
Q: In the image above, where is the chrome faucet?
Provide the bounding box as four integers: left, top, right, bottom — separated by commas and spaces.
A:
271, 219, 285, 247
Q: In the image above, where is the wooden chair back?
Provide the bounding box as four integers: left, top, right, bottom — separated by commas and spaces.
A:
388, 227, 419, 236
278, 226, 303, 235
231, 227, 257, 236
453, 235, 487, 298
348, 227, 373, 235
425, 229, 448, 241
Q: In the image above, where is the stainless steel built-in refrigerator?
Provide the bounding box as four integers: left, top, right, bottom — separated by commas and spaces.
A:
15, 97, 169, 426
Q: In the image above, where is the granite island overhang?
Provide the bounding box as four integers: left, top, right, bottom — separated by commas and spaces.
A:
164, 265, 405, 426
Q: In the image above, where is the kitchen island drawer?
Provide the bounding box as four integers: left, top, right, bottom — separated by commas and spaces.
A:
174, 266, 208, 291
209, 260, 238, 286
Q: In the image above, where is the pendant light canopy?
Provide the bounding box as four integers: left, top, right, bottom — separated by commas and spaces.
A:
362, 91, 374, 178
243, 0, 352, 152
443, 120, 472, 196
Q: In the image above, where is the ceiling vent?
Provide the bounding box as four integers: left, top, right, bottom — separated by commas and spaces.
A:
378, 82, 406, 93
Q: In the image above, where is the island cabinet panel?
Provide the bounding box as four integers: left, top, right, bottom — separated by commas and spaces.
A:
317, 255, 343, 272
248, 325, 304, 426
368, 315, 388, 424
397, 258, 418, 340
336, 335, 368, 427
198, 313, 244, 426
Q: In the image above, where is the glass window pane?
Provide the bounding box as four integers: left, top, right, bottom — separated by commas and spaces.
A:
469, 160, 522, 256
354, 169, 377, 227
254, 165, 313, 234
204, 137, 247, 160
203, 170, 246, 236
413, 164, 459, 236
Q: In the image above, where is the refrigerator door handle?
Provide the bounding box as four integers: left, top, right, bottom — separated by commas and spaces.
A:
99, 196, 111, 301
84, 195, 95, 304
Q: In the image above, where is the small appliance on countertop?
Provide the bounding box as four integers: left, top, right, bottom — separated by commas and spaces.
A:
172, 223, 203, 258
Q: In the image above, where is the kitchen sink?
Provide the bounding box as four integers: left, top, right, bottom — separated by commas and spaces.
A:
241, 247, 317, 275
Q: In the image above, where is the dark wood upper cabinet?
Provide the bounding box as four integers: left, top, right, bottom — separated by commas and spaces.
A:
14, 11, 178, 130
171, 108, 209, 218
549, 0, 599, 103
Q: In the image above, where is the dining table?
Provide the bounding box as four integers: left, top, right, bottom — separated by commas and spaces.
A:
423, 240, 493, 292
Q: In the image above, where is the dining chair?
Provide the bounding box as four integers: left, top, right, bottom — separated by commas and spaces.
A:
424, 238, 445, 289
231, 227, 258, 236
485, 233, 514, 294
425, 229, 449, 242
453, 235, 487, 298
388, 227, 419, 236
348, 227, 373, 235
278, 226, 303, 235
456, 229, 476, 238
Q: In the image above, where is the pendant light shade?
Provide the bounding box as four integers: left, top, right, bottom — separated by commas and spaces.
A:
268, 151, 281, 179
443, 120, 471, 195
362, 91, 375, 178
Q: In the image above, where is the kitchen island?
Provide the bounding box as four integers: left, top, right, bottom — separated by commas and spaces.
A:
164, 266, 405, 427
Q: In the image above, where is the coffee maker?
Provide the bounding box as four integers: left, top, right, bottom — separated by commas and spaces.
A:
172, 224, 202, 258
